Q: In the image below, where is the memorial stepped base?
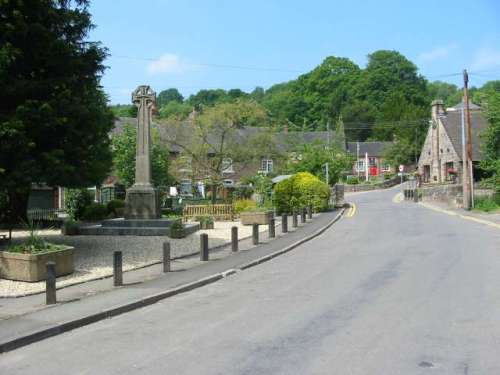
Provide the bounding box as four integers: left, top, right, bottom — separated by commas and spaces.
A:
78, 218, 199, 236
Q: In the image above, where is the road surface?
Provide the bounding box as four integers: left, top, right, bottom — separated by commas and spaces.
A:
1, 187, 499, 374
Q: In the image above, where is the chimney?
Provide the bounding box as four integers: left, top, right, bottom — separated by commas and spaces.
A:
431, 99, 445, 119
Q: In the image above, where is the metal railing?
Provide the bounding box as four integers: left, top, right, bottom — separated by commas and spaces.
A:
27, 208, 66, 221
182, 204, 234, 222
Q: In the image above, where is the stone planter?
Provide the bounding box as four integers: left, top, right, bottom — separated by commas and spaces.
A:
0, 246, 74, 282
168, 228, 186, 239
240, 211, 273, 225
61, 225, 79, 236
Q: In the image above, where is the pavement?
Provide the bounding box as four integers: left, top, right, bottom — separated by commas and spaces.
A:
0, 209, 343, 353
1, 186, 499, 374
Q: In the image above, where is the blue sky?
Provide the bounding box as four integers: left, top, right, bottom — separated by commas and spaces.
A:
88, 0, 500, 104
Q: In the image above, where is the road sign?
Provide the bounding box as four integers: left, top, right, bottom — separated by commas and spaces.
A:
399, 165, 404, 172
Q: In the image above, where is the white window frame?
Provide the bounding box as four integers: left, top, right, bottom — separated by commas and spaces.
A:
368, 157, 377, 167
260, 159, 273, 174
356, 160, 365, 172
222, 158, 234, 173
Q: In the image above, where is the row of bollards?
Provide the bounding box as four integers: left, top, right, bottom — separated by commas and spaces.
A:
45, 206, 315, 305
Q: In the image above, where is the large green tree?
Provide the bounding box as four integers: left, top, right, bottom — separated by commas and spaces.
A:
156, 88, 184, 108
0, 0, 113, 222
479, 85, 500, 191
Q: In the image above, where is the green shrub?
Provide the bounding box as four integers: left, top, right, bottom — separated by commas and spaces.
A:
65, 189, 93, 220
106, 199, 125, 216
234, 199, 257, 214
81, 203, 109, 221
346, 176, 360, 185
169, 219, 186, 238
274, 172, 330, 214
232, 186, 254, 200
196, 215, 214, 225
62, 219, 80, 235
474, 197, 500, 212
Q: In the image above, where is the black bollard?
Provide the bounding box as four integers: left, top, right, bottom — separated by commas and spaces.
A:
252, 224, 259, 245
200, 233, 209, 261
231, 226, 238, 252
308, 205, 313, 219
292, 210, 298, 228
45, 261, 57, 305
281, 214, 288, 233
301, 208, 306, 223
113, 251, 123, 286
268, 218, 275, 238
163, 242, 171, 273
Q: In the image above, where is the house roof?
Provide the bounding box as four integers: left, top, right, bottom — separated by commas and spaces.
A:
439, 110, 488, 161
112, 117, 343, 153
346, 141, 392, 157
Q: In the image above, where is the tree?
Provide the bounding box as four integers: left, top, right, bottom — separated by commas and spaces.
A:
428, 81, 461, 107
479, 88, 500, 191
187, 89, 229, 109
0, 0, 113, 222
162, 101, 274, 202
156, 88, 184, 108
158, 101, 192, 119
109, 104, 137, 118
112, 124, 173, 188
284, 140, 353, 185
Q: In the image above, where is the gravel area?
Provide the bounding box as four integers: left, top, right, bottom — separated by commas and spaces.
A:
0, 221, 274, 297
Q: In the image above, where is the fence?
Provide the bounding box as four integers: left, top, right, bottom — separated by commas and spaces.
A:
27, 208, 66, 222
183, 204, 234, 222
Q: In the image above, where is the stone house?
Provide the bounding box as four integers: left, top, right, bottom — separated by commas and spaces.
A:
417, 100, 487, 183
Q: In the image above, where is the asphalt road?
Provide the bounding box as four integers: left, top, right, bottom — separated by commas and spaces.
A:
2, 187, 500, 374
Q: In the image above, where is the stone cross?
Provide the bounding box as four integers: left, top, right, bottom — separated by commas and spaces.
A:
132, 85, 156, 187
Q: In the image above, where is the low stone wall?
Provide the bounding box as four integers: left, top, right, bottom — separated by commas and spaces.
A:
420, 184, 464, 208
344, 176, 403, 193
420, 184, 497, 208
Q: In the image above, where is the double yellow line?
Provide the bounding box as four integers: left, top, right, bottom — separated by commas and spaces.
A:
346, 203, 357, 218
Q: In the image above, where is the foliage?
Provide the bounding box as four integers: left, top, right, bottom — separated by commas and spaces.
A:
65, 189, 93, 221
106, 199, 125, 216
157, 88, 184, 107
233, 199, 257, 214
162, 100, 275, 202
81, 203, 108, 221
7, 219, 64, 254
109, 105, 137, 118
285, 140, 353, 185
427, 81, 462, 107
169, 219, 185, 238
345, 176, 360, 185
112, 123, 173, 188
158, 101, 192, 119
0, 0, 114, 223
473, 197, 500, 213
231, 186, 254, 200
196, 215, 214, 225
61, 219, 80, 235
479, 88, 500, 192
274, 172, 330, 214
244, 174, 273, 205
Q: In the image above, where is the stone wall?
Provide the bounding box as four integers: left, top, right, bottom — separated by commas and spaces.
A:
344, 175, 403, 193
420, 184, 464, 208
420, 184, 496, 208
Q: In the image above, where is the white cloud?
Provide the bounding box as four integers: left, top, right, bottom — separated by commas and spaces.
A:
417, 44, 458, 63
147, 53, 184, 75
471, 47, 500, 70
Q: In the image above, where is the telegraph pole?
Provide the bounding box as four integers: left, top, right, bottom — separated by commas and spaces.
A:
462, 70, 473, 210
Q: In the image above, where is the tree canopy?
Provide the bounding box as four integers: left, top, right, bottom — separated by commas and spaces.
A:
0, 0, 113, 221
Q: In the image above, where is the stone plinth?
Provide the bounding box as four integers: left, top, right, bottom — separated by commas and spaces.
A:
125, 185, 160, 219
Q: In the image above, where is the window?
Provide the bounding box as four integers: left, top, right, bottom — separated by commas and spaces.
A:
222, 158, 234, 173
356, 160, 365, 172
223, 179, 234, 187
368, 157, 377, 167
381, 164, 390, 172
261, 159, 273, 173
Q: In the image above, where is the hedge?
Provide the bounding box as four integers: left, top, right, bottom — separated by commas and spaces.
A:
274, 172, 330, 214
